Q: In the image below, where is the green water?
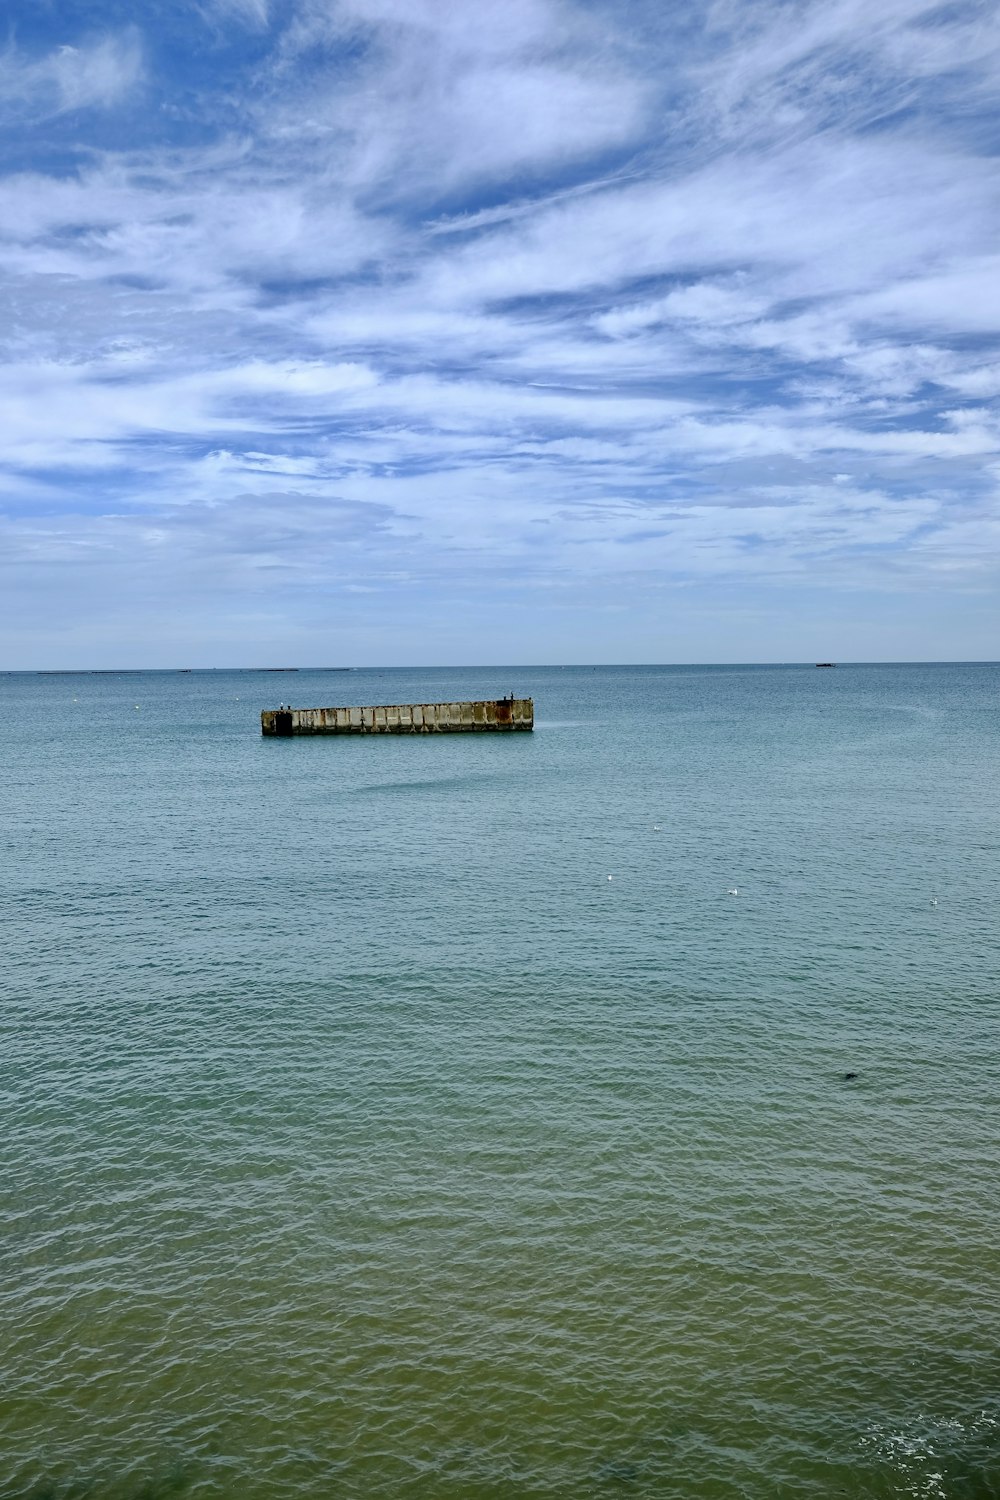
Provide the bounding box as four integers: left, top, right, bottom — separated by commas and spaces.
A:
2, 664, 998, 1498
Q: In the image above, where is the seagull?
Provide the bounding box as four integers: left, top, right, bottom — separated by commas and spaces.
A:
930, 896, 938, 907
653, 824, 662, 832
607, 875, 613, 881
727, 887, 739, 896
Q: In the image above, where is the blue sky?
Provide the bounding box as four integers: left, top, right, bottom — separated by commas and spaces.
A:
1, 0, 998, 665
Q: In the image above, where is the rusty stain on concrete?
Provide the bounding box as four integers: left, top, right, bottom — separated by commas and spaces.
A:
261, 697, 533, 736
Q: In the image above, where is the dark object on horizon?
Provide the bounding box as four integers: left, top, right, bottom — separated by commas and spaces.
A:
842, 1071, 858, 1081
262, 697, 534, 736
816, 662, 836, 667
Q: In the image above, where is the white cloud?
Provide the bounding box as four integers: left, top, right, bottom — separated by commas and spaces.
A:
594, 280, 771, 339
846, 258, 1000, 335
0, 0, 998, 662
331, 0, 560, 53
268, 0, 647, 194
0, 31, 142, 119
205, 0, 271, 25
695, 0, 1000, 144
0, 157, 396, 296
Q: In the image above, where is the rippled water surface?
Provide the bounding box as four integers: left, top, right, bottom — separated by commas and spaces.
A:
2, 664, 999, 1499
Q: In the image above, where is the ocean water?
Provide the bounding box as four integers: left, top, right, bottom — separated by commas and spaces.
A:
2, 663, 998, 1500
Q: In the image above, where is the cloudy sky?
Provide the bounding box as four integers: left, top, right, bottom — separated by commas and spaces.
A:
2, 0, 999, 665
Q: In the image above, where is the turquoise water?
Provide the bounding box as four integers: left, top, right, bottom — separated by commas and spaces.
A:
2, 664, 999, 1499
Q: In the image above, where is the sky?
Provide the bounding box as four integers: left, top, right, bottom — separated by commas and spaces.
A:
1, 0, 999, 666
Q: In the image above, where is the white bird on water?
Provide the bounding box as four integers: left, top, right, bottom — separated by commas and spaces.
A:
607, 875, 613, 881
727, 887, 739, 896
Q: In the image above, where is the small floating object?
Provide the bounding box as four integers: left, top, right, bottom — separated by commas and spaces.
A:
727, 887, 739, 896
653, 824, 662, 831
843, 1071, 858, 1081
930, 896, 938, 906
607, 874, 613, 881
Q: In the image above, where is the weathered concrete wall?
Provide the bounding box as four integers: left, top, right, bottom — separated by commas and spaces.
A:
261, 697, 533, 736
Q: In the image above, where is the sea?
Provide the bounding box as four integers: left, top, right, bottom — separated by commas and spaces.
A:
2, 663, 998, 1500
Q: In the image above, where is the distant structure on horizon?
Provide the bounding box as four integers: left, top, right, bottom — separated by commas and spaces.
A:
261, 696, 533, 736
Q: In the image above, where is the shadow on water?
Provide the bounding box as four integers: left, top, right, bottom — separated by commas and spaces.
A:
10, 1463, 191, 1500
592, 1457, 642, 1486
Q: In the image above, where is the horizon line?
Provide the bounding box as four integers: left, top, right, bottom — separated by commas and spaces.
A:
3, 660, 999, 675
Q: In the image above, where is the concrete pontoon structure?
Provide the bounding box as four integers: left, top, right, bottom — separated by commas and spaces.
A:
261, 697, 533, 736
